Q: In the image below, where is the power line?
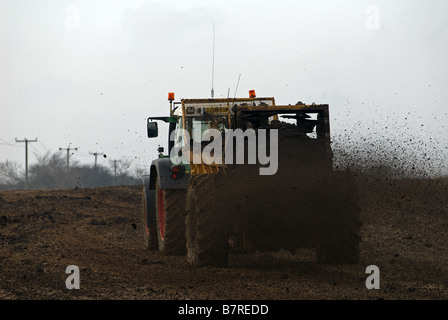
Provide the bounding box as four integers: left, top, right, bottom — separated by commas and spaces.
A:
37, 139, 49, 153
30, 143, 42, 157
0, 138, 17, 147
15, 137, 38, 190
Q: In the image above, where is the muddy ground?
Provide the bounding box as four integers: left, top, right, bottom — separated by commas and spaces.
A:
0, 176, 447, 300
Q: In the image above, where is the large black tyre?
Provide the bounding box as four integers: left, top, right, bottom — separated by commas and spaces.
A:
142, 187, 158, 250
155, 180, 187, 255
316, 171, 361, 264
186, 174, 231, 267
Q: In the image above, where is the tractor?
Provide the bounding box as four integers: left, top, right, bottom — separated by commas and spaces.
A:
142, 91, 361, 267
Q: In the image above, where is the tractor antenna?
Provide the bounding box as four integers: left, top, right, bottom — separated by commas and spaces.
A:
234, 73, 241, 99
211, 23, 215, 99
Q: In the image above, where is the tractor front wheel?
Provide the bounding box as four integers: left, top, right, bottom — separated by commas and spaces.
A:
155, 179, 187, 255
142, 188, 158, 250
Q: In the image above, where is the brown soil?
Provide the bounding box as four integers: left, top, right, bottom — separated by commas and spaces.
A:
1, 175, 447, 300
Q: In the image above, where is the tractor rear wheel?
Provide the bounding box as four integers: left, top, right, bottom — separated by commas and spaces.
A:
186, 174, 231, 267
155, 179, 187, 255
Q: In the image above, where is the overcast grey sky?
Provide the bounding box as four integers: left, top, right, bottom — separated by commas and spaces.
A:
1, 0, 447, 176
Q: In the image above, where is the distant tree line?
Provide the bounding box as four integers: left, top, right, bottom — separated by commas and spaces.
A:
0, 152, 142, 190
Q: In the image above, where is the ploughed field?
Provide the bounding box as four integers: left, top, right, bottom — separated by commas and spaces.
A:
0, 177, 447, 299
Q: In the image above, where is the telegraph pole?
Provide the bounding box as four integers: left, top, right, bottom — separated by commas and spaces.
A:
89, 152, 104, 169
59, 146, 78, 172
15, 137, 38, 190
